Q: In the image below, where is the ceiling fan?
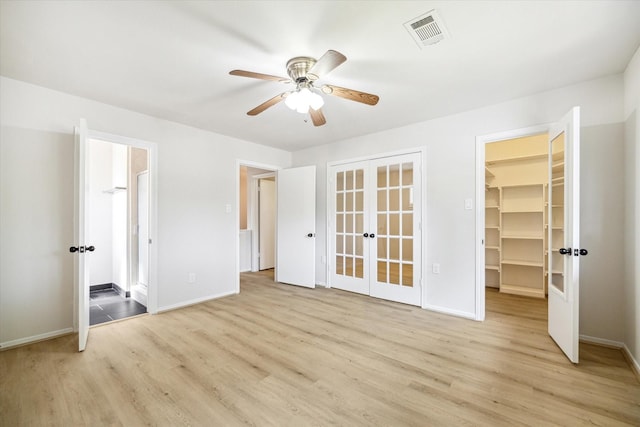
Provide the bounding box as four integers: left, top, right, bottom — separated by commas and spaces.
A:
229, 50, 379, 127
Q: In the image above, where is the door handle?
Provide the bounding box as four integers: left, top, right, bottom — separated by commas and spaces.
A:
363, 233, 369, 238
306, 233, 315, 238
69, 245, 95, 253
559, 247, 571, 255
369, 233, 375, 238
578, 248, 588, 256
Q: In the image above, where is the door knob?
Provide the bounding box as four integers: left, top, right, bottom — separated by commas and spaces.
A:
559, 247, 571, 255
69, 246, 79, 253
579, 249, 588, 256
369, 233, 375, 238
306, 233, 314, 238
363, 233, 369, 238
86, 246, 95, 252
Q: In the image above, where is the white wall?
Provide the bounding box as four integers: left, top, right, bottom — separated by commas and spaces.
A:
88, 139, 114, 286
623, 46, 640, 365
293, 75, 626, 327
0, 76, 291, 346
111, 143, 128, 291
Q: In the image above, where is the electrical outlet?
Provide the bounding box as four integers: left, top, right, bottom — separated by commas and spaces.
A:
188, 273, 196, 283
432, 263, 440, 274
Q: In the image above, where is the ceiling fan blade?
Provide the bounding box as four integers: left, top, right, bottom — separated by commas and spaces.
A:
307, 50, 347, 80
230, 70, 291, 83
309, 107, 327, 127
247, 92, 289, 116
321, 84, 379, 106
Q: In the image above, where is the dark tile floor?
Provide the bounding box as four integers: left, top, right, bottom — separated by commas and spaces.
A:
89, 288, 147, 326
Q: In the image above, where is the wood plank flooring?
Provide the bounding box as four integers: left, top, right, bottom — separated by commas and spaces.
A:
1, 270, 638, 426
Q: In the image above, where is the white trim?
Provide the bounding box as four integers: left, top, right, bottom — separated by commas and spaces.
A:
87, 129, 159, 315
0, 328, 74, 350
579, 335, 640, 378
235, 160, 281, 293
422, 304, 476, 320
579, 334, 624, 348
157, 290, 237, 313
623, 344, 640, 379
474, 124, 550, 322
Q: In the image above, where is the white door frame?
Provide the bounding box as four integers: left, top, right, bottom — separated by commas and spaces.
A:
474, 124, 550, 321
83, 129, 159, 315
235, 160, 280, 293
326, 147, 426, 306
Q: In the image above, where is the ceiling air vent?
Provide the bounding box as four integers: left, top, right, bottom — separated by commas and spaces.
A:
404, 10, 449, 48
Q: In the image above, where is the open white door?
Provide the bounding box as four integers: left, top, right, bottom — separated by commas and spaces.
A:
259, 179, 276, 270
73, 119, 91, 352
548, 106, 584, 363
276, 165, 316, 288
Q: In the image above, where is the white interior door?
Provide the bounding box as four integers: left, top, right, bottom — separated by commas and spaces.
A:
369, 153, 422, 305
259, 179, 276, 270
548, 106, 582, 363
329, 153, 422, 306
330, 161, 369, 294
137, 171, 149, 287
276, 165, 316, 288
74, 119, 90, 352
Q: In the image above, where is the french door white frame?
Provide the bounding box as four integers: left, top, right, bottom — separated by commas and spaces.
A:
475, 124, 550, 321
325, 147, 427, 307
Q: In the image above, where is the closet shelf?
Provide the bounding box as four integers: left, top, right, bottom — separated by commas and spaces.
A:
485, 265, 500, 271
103, 186, 127, 194
502, 209, 543, 213
501, 259, 544, 267
485, 245, 500, 251
486, 153, 547, 166
499, 284, 545, 298
502, 235, 544, 240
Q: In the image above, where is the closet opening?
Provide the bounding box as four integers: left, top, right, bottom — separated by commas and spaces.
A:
88, 139, 149, 325
483, 132, 551, 317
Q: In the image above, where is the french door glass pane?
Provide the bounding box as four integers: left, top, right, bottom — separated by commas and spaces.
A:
550, 132, 565, 294
335, 167, 365, 278
376, 162, 414, 287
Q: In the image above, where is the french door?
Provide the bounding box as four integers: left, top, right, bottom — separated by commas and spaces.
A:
548, 106, 584, 363
330, 153, 422, 306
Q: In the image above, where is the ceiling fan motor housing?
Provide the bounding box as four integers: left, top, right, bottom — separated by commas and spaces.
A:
286, 56, 317, 82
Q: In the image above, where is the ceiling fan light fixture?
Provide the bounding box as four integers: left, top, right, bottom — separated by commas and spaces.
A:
285, 87, 324, 114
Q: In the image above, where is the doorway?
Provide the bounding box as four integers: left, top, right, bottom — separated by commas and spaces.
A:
87, 138, 149, 325
484, 133, 549, 301
238, 164, 278, 286
476, 108, 582, 363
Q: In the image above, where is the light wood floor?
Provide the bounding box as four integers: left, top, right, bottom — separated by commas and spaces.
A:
1, 271, 638, 426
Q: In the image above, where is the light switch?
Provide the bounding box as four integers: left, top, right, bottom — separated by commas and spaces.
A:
464, 198, 473, 210
225, 204, 232, 213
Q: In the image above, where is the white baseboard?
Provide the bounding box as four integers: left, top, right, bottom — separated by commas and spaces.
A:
580, 334, 640, 381
422, 303, 476, 320
622, 343, 640, 381
579, 334, 624, 348
157, 290, 237, 313
0, 327, 74, 351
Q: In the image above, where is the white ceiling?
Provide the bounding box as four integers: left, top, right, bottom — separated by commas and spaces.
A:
1, 1, 639, 151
